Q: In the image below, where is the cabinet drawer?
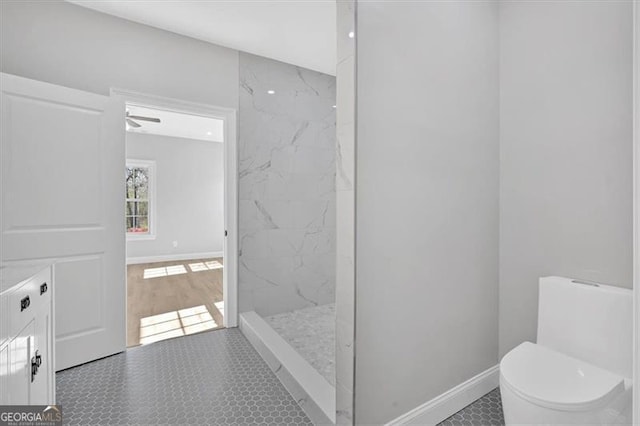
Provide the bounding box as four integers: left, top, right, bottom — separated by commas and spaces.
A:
8, 268, 51, 337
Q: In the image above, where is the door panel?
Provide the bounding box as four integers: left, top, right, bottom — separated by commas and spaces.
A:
1, 73, 126, 370
4, 95, 102, 228
55, 257, 103, 338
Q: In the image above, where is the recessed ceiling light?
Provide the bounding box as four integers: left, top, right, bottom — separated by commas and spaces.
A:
348, 31, 355, 39
207, 131, 212, 136
267, 90, 275, 95
332, 105, 337, 109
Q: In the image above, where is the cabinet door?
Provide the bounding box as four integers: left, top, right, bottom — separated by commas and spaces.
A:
8, 321, 34, 404
0, 344, 8, 404
30, 307, 51, 405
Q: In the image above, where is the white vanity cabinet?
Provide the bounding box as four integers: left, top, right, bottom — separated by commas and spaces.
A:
0, 264, 55, 405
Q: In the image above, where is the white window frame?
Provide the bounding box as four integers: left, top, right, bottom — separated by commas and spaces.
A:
126, 159, 156, 240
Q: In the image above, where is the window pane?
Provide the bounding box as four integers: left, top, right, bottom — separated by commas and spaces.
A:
137, 201, 148, 216
126, 168, 136, 198
126, 216, 134, 232
133, 168, 149, 199
125, 166, 149, 200
127, 216, 149, 233
125, 163, 151, 235
136, 185, 149, 200
126, 201, 148, 216
126, 201, 136, 216
138, 217, 149, 232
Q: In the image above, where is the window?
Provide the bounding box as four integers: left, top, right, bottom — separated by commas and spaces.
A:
126, 160, 155, 238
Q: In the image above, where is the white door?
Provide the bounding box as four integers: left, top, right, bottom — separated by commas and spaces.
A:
1, 73, 126, 371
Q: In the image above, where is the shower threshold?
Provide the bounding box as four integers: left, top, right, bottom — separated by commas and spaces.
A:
240, 306, 336, 425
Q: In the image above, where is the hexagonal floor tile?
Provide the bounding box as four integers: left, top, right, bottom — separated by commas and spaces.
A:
56, 329, 312, 425
438, 388, 505, 426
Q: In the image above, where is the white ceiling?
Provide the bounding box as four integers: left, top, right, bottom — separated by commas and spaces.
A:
126, 104, 224, 143
67, 0, 337, 76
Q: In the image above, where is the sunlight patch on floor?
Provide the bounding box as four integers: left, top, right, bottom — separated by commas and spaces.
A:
143, 264, 188, 279
189, 261, 223, 272
139, 305, 218, 345
143, 262, 221, 278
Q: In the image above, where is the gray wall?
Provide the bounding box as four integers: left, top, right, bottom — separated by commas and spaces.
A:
0, 0, 239, 108
126, 133, 224, 260
238, 53, 336, 317
498, 1, 633, 357
354, 2, 499, 423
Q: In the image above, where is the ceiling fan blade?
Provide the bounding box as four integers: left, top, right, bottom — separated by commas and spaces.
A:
126, 118, 141, 128
128, 115, 161, 123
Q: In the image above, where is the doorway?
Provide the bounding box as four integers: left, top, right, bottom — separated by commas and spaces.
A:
113, 89, 238, 347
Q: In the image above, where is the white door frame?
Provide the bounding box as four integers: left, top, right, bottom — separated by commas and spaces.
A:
110, 88, 238, 328
633, 1, 639, 422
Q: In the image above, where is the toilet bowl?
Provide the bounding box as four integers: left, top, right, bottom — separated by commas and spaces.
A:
500, 342, 632, 424
499, 277, 633, 425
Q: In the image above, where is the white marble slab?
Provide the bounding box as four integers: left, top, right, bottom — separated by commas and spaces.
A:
238, 52, 337, 317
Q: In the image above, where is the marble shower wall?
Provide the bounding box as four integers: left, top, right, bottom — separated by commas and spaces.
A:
238, 52, 336, 317
335, 1, 356, 424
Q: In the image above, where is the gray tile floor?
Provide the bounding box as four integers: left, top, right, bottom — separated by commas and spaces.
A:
56, 328, 312, 425
438, 388, 505, 426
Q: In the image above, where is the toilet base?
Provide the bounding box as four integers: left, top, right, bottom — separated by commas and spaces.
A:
500, 374, 632, 425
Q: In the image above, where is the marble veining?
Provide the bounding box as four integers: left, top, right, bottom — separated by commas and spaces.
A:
264, 303, 336, 387
238, 52, 336, 317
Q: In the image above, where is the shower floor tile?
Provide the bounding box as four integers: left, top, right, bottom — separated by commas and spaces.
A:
264, 303, 336, 386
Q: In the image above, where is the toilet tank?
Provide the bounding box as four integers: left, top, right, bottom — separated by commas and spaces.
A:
537, 276, 632, 378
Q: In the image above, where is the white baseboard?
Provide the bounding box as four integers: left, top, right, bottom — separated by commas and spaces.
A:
386, 364, 500, 426
126, 251, 223, 265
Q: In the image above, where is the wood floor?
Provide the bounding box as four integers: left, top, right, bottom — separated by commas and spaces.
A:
126, 258, 224, 347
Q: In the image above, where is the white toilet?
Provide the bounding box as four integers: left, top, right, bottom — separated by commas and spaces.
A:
500, 276, 633, 425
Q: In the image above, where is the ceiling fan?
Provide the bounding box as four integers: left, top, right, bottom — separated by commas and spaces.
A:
126, 110, 161, 128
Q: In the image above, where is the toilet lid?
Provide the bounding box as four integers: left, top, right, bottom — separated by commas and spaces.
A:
500, 342, 626, 411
